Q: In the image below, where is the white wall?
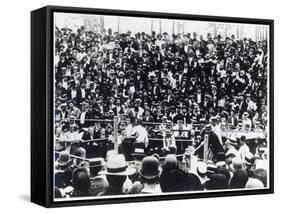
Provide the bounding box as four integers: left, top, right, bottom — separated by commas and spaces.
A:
0, 0, 279, 212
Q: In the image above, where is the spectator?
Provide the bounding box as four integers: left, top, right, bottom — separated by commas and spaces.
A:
54, 24, 269, 198
139, 156, 161, 194
99, 154, 135, 195
229, 169, 249, 189
72, 168, 91, 197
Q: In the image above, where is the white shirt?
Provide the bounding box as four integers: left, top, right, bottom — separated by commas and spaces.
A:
67, 131, 83, 142
136, 106, 144, 119
131, 125, 148, 145
81, 88, 86, 98
197, 93, 202, 104
239, 144, 250, 160
125, 124, 134, 138
247, 100, 257, 111
172, 124, 188, 137
61, 111, 67, 119
163, 136, 176, 149
242, 118, 252, 130
62, 80, 68, 90
80, 111, 86, 124
71, 89, 77, 99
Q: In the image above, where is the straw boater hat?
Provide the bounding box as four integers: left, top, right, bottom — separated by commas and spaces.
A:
106, 150, 118, 161
99, 154, 135, 176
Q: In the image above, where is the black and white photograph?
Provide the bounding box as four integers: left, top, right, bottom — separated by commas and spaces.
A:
53, 11, 272, 201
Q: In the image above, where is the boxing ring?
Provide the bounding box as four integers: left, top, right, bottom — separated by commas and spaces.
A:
54, 116, 267, 166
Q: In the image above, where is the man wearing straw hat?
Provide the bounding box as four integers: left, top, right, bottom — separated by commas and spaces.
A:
99, 154, 135, 195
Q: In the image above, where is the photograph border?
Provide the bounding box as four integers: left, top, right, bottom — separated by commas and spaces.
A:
31, 5, 274, 207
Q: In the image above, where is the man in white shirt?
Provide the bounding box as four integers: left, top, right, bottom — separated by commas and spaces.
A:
163, 130, 176, 152
245, 93, 257, 112
172, 120, 188, 138
131, 118, 149, 147
242, 112, 252, 130
238, 135, 250, 161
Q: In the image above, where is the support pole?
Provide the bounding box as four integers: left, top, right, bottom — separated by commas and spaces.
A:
113, 116, 119, 152
203, 134, 209, 162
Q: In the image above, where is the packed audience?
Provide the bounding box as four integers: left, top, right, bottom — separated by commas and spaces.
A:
54, 25, 269, 198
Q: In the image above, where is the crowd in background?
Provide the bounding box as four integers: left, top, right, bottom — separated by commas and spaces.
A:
54, 24, 269, 198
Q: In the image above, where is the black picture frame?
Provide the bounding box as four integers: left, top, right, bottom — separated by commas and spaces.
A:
31, 5, 274, 208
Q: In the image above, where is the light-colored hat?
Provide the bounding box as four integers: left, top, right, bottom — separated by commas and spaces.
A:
231, 157, 243, 171
99, 154, 135, 176
106, 150, 118, 161
245, 178, 264, 188
197, 161, 207, 175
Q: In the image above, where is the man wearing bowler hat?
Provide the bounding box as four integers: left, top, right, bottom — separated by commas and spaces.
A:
139, 156, 161, 194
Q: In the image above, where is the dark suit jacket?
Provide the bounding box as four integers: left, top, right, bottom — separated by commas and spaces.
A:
76, 88, 88, 103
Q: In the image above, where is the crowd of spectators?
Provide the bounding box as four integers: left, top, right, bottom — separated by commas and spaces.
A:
54, 24, 269, 198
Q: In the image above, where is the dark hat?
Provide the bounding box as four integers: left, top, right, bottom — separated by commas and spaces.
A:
139, 156, 160, 179
72, 147, 86, 158
214, 152, 226, 163
61, 125, 69, 133
89, 157, 105, 168
57, 151, 72, 166
240, 135, 246, 141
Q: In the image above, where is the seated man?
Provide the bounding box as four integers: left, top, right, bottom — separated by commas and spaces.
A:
162, 130, 177, 154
